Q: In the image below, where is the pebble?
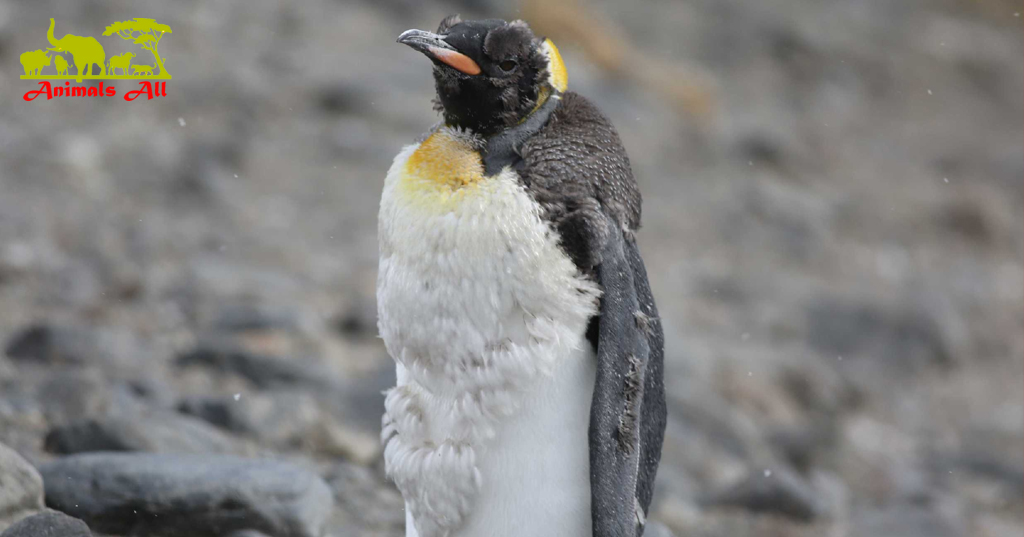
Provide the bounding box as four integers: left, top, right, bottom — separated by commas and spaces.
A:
39, 452, 333, 537
0, 442, 44, 530
0, 510, 92, 537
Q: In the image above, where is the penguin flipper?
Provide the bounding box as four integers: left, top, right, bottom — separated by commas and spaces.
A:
589, 215, 666, 537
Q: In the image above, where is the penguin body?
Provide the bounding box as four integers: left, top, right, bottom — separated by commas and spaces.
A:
379, 127, 599, 535
380, 17, 666, 537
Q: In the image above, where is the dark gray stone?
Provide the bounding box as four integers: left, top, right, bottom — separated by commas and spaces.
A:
943, 451, 1024, 498
211, 301, 299, 332
175, 341, 336, 390
179, 391, 378, 463
0, 510, 91, 537
176, 391, 321, 446
3, 323, 144, 369
806, 298, 952, 371
43, 410, 246, 455
778, 361, 862, 415
768, 413, 844, 475
120, 376, 178, 409
664, 381, 760, 461
176, 396, 250, 433
332, 296, 378, 340
40, 453, 333, 537
701, 467, 822, 522
4, 324, 97, 365
0, 442, 44, 529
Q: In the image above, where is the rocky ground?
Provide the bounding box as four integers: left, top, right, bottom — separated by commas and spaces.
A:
0, 0, 1021, 536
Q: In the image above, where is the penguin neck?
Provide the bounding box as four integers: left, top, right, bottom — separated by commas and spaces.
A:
480, 89, 562, 176
520, 86, 553, 124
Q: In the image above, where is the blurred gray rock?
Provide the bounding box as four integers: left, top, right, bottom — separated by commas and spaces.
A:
177, 390, 378, 463
176, 341, 337, 391
701, 467, 822, 521
310, 417, 381, 466
172, 138, 245, 205
36, 369, 109, 425
43, 410, 246, 455
3, 323, 143, 369
943, 451, 1024, 499
0, 510, 91, 537
806, 298, 952, 371
0, 442, 43, 530
324, 462, 404, 531
176, 391, 319, 444
121, 376, 178, 409
40, 453, 333, 537
176, 395, 254, 434
5, 324, 99, 366
333, 297, 379, 340
186, 258, 301, 303
850, 504, 964, 537
211, 301, 300, 333
778, 361, 862, 415
46, 262, 102, 309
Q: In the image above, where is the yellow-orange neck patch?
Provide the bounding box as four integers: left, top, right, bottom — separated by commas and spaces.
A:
542, 38, 568, 93
402, 130, 485, 196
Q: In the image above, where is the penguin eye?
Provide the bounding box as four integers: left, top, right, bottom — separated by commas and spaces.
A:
498, 60, 517, 72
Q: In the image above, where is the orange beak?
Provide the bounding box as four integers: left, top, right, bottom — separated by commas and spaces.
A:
397, 29, 481, 76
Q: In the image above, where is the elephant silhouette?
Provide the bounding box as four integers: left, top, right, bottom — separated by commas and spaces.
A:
20, 49, 51, 76
54, 54, 69, 76
108, 52, 135, 76
46, 18, 104, 82
132, 65, 154, 76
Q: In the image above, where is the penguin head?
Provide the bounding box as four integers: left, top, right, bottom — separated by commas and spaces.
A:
398, 16, 568, 136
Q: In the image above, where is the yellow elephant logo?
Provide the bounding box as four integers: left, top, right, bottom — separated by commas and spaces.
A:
20, 18, 171, 81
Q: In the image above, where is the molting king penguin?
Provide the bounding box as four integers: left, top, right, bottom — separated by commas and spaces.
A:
378, 15, 666, 537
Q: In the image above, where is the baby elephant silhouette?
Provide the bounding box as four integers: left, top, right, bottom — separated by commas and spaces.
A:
132, 64, 154, 76
53, 54, 69, 76
108, 52, 135, 76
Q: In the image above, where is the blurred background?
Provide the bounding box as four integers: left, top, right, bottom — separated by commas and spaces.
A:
0, 0, 1021, 536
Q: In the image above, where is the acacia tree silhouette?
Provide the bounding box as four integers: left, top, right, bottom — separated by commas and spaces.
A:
102, 18, 171, 78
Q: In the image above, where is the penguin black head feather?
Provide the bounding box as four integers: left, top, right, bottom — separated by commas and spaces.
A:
398, 17, 568, 136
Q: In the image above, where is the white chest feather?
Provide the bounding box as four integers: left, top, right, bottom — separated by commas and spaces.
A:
377, 129, 600, 537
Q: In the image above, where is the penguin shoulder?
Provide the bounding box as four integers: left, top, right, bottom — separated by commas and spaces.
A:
520, 92, 642, 234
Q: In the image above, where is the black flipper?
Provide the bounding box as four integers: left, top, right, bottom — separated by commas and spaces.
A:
624, 235, 667, 518
589, 214, 666, 537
